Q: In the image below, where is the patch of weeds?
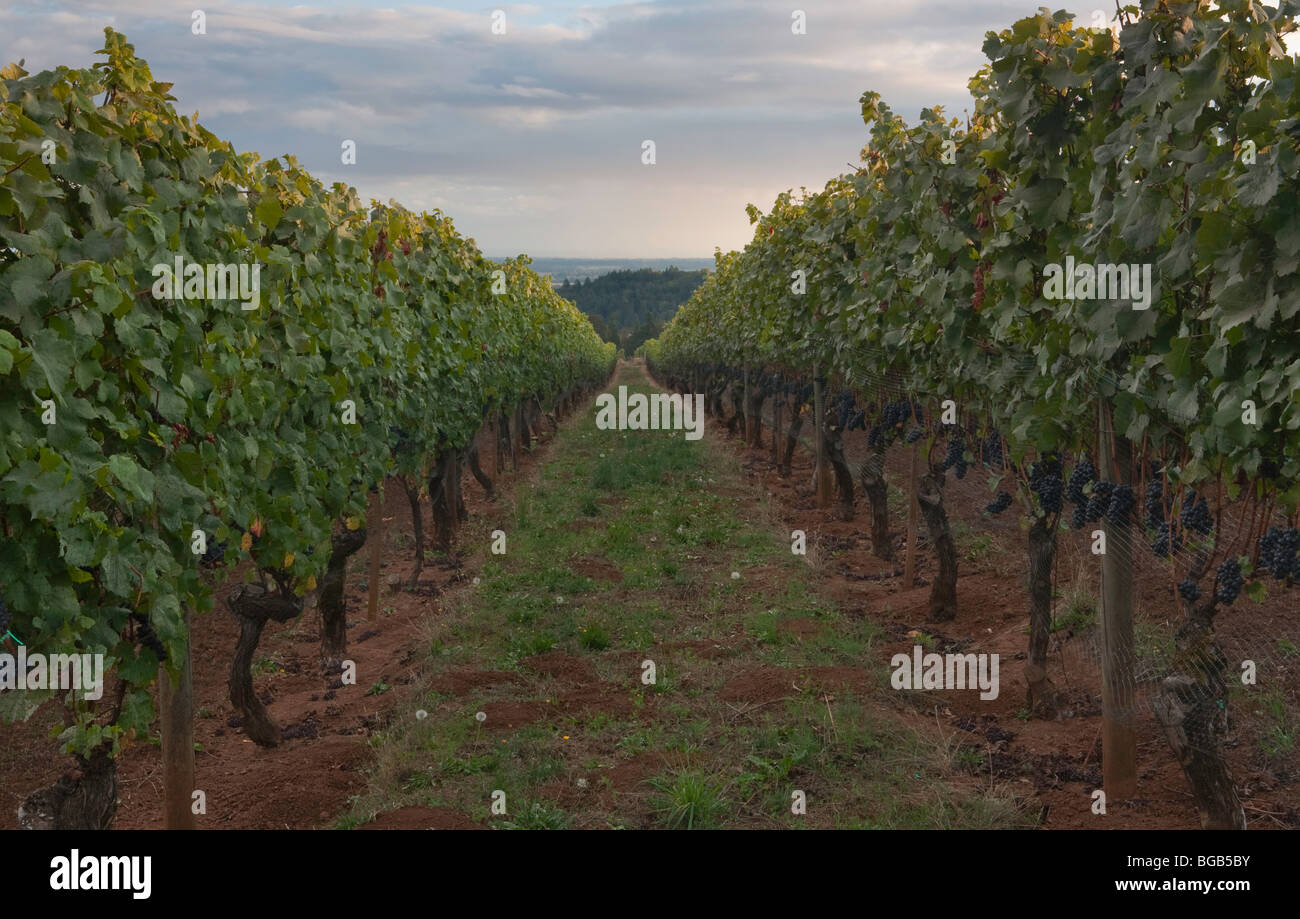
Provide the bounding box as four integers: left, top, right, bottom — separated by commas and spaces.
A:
647, 769, 729, 829
748, 609, 781, 645
498, 801, 571, 829
579, 620, 612, 651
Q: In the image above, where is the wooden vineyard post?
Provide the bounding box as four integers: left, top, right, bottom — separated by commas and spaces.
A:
367, 483, 384, 621
903, 445, 921, 588
158, 612, 195, 829
1098, 400, 1138, 800
813, 368, 833, 506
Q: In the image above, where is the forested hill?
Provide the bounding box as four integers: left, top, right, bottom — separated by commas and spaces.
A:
558, 267, 708, 350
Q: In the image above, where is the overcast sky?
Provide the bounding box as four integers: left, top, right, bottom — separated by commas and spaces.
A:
3, 0, 1099, 257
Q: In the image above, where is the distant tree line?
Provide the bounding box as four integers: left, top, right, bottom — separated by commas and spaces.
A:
558, 267, 708, 354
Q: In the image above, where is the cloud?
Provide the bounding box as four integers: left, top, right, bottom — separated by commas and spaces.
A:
0, 0, 1050, 256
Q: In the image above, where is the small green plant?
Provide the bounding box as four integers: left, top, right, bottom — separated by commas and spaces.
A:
647, 769, 729, 829
253, 656, 281, 675
366, 681, 391, 696
1277, 637, 1299, 660
498, 801, 571, 829
749, 609, 781, 645
578, 621, 611, 651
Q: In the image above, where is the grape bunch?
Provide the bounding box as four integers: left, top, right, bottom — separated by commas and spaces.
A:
1084, 481, 1113, 522
1066, 457, 1096, 506
836, 391, 855, 430
1071, 505, 1087, 529
1215, 558, 1243, 605
1258, 527, 1300, 580
942, 436, 964, 471
985, 492, 1013, 515
904, 426, 924, 444
200, 539, 228, 568
881, 399, 913, 430
130, 612, 168, 663
1144, 479, 1165, 529
1179, 491, 1213, 535
867, 425, 884, 448
1151, 521, 1180, 558
1029, 461, 1064, 514
1177, 579, 1200, 602
981, 433, 1004, 470
1105, 484, 1134, 528
390, 425, 417, 457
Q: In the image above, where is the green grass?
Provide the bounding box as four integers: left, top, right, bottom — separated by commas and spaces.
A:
336, 362, 1039, 831
648, 768, 730, 829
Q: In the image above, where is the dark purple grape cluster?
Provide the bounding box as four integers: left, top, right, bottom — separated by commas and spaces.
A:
1071, 505, 1087, 529
981, 433, 1003, 470
1085, 482, 1113, 522
942, 436, 964, 471
985, 492, 1013, 515
881, 399, 913, 430
1215, 558, 1243, 605
1151, 521, 1180, 558
1144, 479, 1165, 529
867, 425, 884, 448
1179, 491, 1213, 535
130, 612, 168, 663
1177, 579, 1200, 602
905, 426, 924, 444
836, 391, 855, 429
1029, 460, 1063, 514
390, 425, 417, 457
200, 539, 228, 568
1258, 527, 1300, 580
1067, 457, 1096, 505
1105, 484, 1134, 527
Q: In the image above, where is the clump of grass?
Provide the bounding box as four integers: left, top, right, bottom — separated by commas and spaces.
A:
647, 769, 729, 829
579, 620, 612, 651
498, 801, 571, 830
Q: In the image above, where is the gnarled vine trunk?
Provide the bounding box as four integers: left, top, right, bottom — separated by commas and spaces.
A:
1153, 595, 1245, 829
319, 524, 367, 679
1025, 514, 1061, 717
228, 582, 302, 746
858, 450, 894, 561
19, 746, 118, 830
402, 474, 425, 587
466, 438, 494, 498
746, 383, 766, 448
917, 468, 957, 621
780, 394, 806, 477
821, 419, 855, 521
